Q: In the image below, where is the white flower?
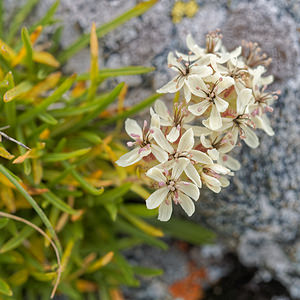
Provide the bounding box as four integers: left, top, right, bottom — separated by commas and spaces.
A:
146, 166, 200, 221
152, 128, 213, 187
199, 163, 230, 193
150, 100, 194, 142
188, 74, 234, 130
116, 116, 168, 167
218, 153, 241, 171
157, 52, 212, 102
218, 88, 259, 149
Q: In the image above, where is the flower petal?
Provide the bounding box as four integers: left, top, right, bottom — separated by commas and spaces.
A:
177, 181, 199, 201
241, 124, 259, 148
207, 149, 219, 161
178, 128, 194, 152
184, 82, 191, 103
125, 119, 142, 138
152, 128, 174, 153
219, 154, 241, 171
158, 199, 173, 221
154, 99, 169, 119
187, 76, 208, 97
190, 150, 213, 164
236, 88, 253, 115
172, 158, 189, 180
146, 187, 169, 209
209, 105, 222, 130
157, 76, 180, 93
115, 148, 141, 167
151, 144, 168, 163
214, 96, 228, 113
185, 162, 202, 187
178, 192, 195, 216
146, 167, 166, 182
167, 126, 180, 143
188, 100, 210, 116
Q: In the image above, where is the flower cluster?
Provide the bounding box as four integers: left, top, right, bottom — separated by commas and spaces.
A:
116, 30, 279, 221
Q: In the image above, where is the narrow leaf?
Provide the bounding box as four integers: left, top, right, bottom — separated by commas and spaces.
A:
3, 81, 32, 102
0, 278, 13, 296
43, 148, 91, 162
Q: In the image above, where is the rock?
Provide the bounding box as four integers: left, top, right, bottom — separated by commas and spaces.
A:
4, 0, 300, 298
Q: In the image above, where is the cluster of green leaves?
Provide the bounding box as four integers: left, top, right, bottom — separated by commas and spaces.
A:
0, 1, 215, 299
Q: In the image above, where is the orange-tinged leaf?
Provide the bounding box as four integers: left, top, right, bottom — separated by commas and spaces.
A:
71, 81, 86, 98
76, 279, 98, 293
87, 252, 114, 273
109, 289, 125, 300
0, 40, 16, 61
0, 146, 14, 160
39, 128, 50, 140
12, 150, 32, 164
118, 84, 128, 113
0, 186, 16, 213
71, 209, 85, 222
12, 26, 43, 66
26, 72, 61, 100
33, 51, 60, 67
89, 170, 103, 179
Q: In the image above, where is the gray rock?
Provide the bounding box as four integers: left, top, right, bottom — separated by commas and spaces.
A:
4, 0, 300, 298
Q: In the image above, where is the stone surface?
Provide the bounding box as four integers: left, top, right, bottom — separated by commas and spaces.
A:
4, 0, 300, 298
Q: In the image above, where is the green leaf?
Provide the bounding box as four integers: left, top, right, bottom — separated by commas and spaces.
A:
99, 93, 160, 125
41, 190, 77, 215
43, 148, 91, 162
58, 0, 158, 62
0, 0, 3, 39
125, 203, 158, 218
6, 0, 39, 44
154, 218, 216, 245
18, 74, 76, 125
0, 278, 13, 296
77, 66, 155, 81
0, 164, 61, 254
116, 218, 167, 250
0, 218, 40, 253
133, 266, 163, 277
0, 217, 8, 229
38, 112, 58, 125
95, 183, 132, 205
3, 81, 32, 102
21, 27, 34, 71
29, 0, 59, 33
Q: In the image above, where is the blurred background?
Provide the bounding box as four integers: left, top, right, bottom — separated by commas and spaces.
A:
4, 0, 300, 299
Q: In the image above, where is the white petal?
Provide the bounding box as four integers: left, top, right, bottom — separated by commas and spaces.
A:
167, 52, 182, 69
150, 114, 160, 129
206, 183, 221, 193
125, 119, 142, 138
146, 167, 166, 182
214, 96, 228, 113
207, 149, 219, 161
253, 115, 274, 136
151, 144, 168, 163
237, 88, 253, 115
178, 128, 194, 152
167, 127, 180, 143
157, 76, 180, 93
208, 163, 230, 175
188, 100, 210, 116
152, 128, 174, 153
172, 158, 189, 180
216, 76, 234, 94
187, 76, 208, 97
219, 154, 241, 171
190, 150, 213, 164
177, 181, 199, 201
115, 148, 141, 167
178, 192, 195, 216
190, 66, 212, 77
241, 124, 259, 148
209, 105, 222, 130
185, 125, 211, 136
158, 199, 173, 221
202, 173, 221, 187
184, 82, 191, 103
154, 99, 169, 118
146, 187, 169, 209
185, 162, 202, 187
139, 147, 152, 158
219, 176, 230, 187
200, 134, 212, 148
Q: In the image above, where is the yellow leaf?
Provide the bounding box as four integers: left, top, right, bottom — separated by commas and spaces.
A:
0, 173, 15, 188
0, 146, 14, 160
61, 240, 75, 272
8, 269, 28, 286
87, 251, 114, 273
12, 26, 43, 66
31, 271, 57, 282
33, 51, 60, 67
76, 280, 98, 293
71, 81, 86, 98
12, 150, 32, 164
39, 128, 50, 140
118, 84, 128, 113
0, 185, 15, 213
3, 81, 32, 102
26, 72, 61, 100
0, 40, 16, 61
33, 159, 43, 185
